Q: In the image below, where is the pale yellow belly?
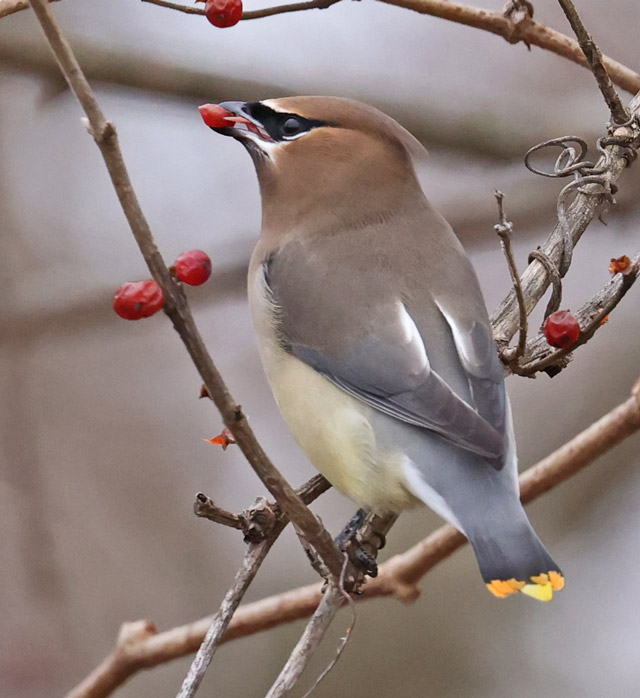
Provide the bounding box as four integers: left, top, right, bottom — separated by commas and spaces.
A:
264, 349, 416, 513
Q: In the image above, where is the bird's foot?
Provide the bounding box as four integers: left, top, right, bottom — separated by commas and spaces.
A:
334, 509, 386, 581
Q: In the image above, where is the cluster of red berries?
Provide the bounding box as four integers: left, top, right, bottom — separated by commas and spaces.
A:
113, 250, 212, 320
204, 0, 243, 28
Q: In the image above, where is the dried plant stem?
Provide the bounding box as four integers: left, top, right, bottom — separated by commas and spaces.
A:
556, 0, 629, 124
264, 582, 346, 698
27, 0, 345, 582
65, 379, 640, 698
494, 191, 528, 362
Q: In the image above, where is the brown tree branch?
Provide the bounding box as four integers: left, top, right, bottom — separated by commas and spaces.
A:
263, 577, 348, 698
140, 0, 342, 20
492, 101, 640, 349
556, 0, 629, 124
27, 0, 346, 582
138, 0, 640, 95
175, 476, 330, 698
0, 0, 55, 19
64, 378, 640, 698
494, 190, 528, 363
375, 0, 640, 95
515, 251, 640, 376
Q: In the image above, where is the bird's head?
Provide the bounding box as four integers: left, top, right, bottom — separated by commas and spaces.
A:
200, 96, 428, 236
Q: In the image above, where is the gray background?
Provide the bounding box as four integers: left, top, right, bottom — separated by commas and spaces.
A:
1, 1, 640, 696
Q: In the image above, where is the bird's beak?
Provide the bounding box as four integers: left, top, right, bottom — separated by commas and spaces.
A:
198, 101, 274, 143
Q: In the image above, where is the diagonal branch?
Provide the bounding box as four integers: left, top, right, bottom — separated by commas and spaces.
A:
26, 0, 346, 582
556, 0, 629, 124
0, 0, 56, 19
64, 378, 640, 698
137, 0, 640, 95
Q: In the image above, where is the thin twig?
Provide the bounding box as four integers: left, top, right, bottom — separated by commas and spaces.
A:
178, 480, 330, 698
263, 557, 353, 698
193, 494, 245, 530
373, 0, 640, 95
140, 0, 204, 14
64, 379, 640, 698
0, 0, 56, 19
494, 191, 528, 363
137, 0, 640, 95
140, 0, 342, 20
176, 476, 327, 698
175, 535, 278, 698
556, 0, 629, 124
27, 0, 345, 582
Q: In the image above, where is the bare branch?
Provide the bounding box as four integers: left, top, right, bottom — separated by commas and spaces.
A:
494, 190, 528, 364
515, 251, 640, 376
373, 0, 640, 95
263, 571, 350, 698
0, 0, 57, 19
177, 478, 330, 698
64, 380, 640, 698
175, 534, 279, 698
27, 0, 345, 582
140, 0, 342, 20
556, 0, 629, 124
138, 0, 640, 95
492, 103, 640, 348
140, 0, 204, 15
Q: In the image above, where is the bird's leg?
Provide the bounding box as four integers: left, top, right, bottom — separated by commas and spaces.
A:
334, 508, 368, 549
335, 508, 384, 579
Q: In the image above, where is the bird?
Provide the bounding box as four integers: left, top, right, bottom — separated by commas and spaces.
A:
199, 96, 564, 601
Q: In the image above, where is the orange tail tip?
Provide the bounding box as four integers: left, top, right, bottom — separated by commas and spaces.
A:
486, 570, 565, 601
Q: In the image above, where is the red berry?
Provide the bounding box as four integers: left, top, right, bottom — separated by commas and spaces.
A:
113, 280, 164, 320
199, 104, 235, 129
174, 249, 212, 286
204, 0, 242, 28
543, 310, 580, 348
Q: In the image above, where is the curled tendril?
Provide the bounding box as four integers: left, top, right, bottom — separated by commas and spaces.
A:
523, 135, 619, 283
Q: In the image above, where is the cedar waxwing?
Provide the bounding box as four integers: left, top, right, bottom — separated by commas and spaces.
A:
199, 97, 564, 601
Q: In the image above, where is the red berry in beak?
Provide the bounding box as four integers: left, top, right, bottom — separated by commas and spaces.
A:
199, 104, 236, 129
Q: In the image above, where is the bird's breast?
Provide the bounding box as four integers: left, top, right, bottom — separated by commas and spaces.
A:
248, 262, 416, 512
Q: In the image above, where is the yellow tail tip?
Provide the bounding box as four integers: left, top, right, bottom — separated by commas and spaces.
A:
486, 571, 565, 601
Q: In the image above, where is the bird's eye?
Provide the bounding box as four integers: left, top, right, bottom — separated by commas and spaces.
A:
281, 117, 303, 138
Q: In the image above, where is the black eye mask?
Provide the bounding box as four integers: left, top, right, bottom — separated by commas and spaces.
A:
244, 102, 329, 141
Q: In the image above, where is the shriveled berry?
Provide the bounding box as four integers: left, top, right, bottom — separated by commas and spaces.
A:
609, 255, 633, 275
174, 249, 212, 286
543, 310, 580, 348
113, 280, 164, 320
204, 0, 242, 28
199, 104, 235, 129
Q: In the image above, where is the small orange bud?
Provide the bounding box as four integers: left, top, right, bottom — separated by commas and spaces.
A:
609, 255, 633, 275
205, 428, 236, 451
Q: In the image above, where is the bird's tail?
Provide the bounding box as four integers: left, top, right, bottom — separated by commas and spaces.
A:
467, 514, 564, 601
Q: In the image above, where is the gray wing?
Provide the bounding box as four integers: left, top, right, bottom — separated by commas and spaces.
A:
261, 248, 506, 462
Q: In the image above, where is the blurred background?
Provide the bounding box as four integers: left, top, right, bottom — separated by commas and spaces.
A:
1, 1, 640, 696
